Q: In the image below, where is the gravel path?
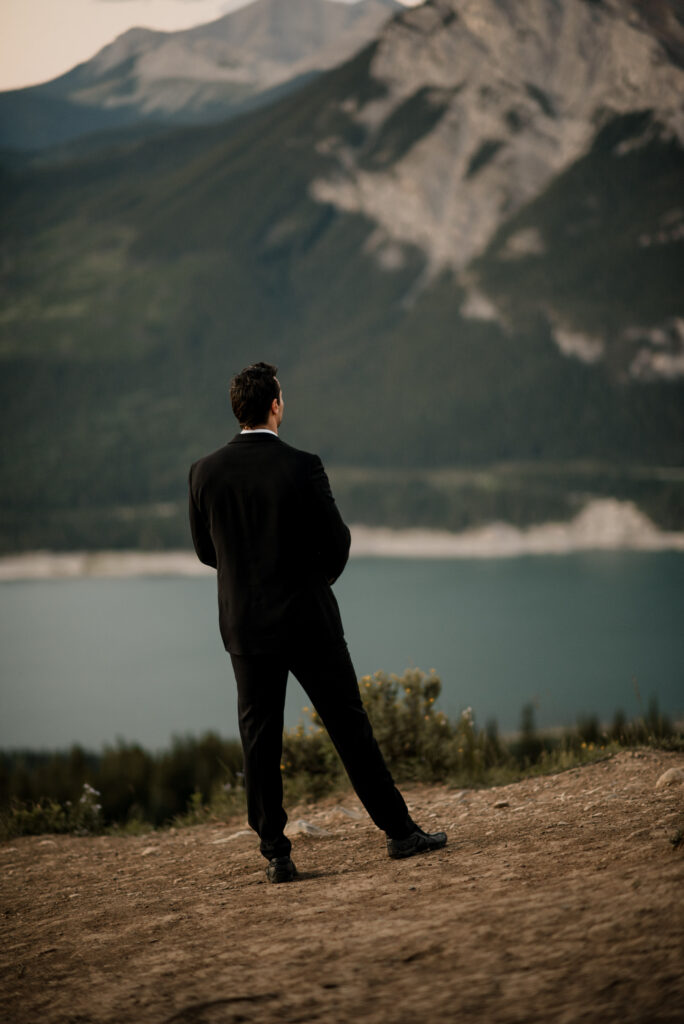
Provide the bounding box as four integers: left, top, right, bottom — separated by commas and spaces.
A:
1, 749, 683, 1023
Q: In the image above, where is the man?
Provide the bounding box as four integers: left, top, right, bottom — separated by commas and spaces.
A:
189, 362, 446, 882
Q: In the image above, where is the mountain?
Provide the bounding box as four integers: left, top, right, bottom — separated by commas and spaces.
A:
311, 0, 684, 349
1, 0, 683, 552
0, 0, 401, 151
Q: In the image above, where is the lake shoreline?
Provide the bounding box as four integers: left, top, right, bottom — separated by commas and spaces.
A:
1, 499, 683, 580
3, 539, 681, 748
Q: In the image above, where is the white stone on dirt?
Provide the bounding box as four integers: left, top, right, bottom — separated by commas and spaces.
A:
331, 805, 363, 820
655, 768, 684, 790
285, 819, 331, 837
215, 830, 253, 843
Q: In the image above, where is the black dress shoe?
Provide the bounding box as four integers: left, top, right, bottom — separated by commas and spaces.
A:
387, 826, 447, 860
266, 855, 297, 883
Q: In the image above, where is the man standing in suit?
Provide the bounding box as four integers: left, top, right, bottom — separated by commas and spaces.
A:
189, 362, 446, 882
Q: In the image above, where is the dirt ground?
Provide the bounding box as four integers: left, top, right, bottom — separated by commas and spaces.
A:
1, 749, 683, 1024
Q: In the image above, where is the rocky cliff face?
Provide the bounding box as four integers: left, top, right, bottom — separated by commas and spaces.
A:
304, 0, 684, 382
311, 0, 684, 272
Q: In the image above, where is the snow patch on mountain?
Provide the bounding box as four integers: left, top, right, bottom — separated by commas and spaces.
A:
627, 318, 684, 380
553, 327, 605, 364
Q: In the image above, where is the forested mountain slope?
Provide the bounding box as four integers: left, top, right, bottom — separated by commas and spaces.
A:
1, 0, 682, 550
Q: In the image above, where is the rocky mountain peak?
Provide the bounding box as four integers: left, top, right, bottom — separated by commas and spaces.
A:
0, 0, 402, 148
311, 0, 684, 273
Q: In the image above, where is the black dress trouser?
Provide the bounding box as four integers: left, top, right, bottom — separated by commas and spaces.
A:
230, 640, 414, 859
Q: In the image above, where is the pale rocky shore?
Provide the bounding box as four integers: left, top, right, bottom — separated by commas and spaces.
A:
1, 500, 683, 581
350, 499, 684, 559
1, 749, 682, 1024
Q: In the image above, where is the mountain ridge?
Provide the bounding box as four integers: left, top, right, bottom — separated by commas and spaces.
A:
0, 0, 401, 151
310, 0, 684, 275
1, 0, 682, 551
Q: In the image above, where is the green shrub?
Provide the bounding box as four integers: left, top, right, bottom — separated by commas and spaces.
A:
1, 781, 103, 839
0, 671, 680, 837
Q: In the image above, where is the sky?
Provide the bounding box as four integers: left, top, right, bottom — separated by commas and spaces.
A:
0, 0, 421, 92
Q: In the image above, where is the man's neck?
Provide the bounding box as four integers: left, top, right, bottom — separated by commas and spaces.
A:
240, 426, 278, 436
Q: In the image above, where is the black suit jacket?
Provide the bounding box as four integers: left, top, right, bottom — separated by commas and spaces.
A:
188, 432, 351, 655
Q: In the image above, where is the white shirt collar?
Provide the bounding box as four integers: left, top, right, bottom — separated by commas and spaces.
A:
240, 428, 278, 436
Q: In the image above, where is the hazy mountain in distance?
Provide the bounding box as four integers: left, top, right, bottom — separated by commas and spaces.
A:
0, 0, 401, 151
1, 0, 683, 551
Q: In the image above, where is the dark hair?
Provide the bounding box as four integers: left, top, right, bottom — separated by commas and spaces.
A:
230, 362, 280, 427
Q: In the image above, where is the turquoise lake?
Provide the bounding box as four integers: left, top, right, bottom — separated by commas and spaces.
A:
1, 552, 682, 750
